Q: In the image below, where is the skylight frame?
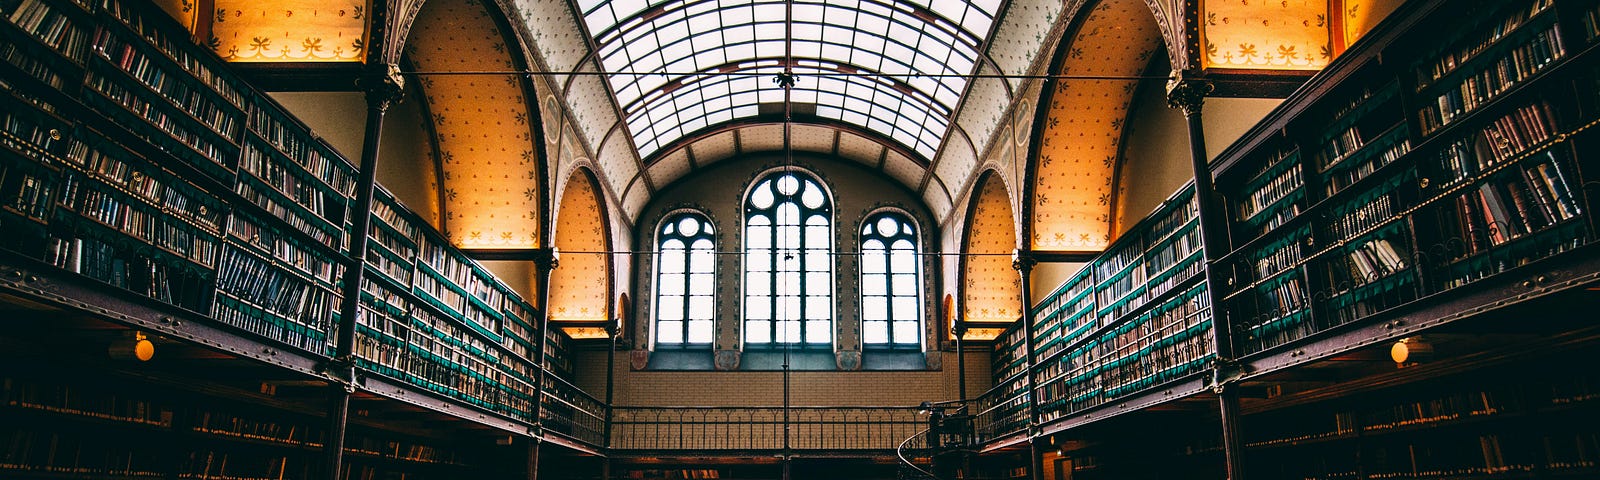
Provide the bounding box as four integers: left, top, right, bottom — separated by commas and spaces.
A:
575, 0, 1004, 160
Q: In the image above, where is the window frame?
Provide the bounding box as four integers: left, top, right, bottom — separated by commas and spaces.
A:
651, 209, 719, 350
740, 168, 836, 349
857, 209, 924, 351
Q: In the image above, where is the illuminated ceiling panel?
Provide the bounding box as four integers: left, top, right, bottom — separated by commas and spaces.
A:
212, 0, 369, 62
1202, 0, 1332, 70
575, 0, 1004, 160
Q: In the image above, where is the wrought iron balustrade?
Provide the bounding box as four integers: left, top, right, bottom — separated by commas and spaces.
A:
609, 406, 928, 452
541, 370, 607, 447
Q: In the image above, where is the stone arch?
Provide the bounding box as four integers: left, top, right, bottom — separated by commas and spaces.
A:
549, 167, 613, 339
1024, 0, 1166, 253
400, 0, 547, 248
959, 170, 1022, 340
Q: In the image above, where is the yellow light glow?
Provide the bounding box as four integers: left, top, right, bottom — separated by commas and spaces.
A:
1202, 0, 1333, 70
561, 327, 611, 340
211, 1, 369, 62
961, 327, 1008, 341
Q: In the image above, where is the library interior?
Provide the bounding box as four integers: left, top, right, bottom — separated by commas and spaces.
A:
1, 0, 1599, 478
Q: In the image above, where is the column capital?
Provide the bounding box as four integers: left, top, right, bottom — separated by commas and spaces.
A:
1011, 249, 1037, 273
532, 247, 560, 271
1165, 71, 1213, 117
359, 63, 407, 113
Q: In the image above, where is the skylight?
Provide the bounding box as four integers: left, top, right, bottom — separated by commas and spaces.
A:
576, 0, 1004, 160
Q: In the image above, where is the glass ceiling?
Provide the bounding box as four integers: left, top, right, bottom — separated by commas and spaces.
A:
576, 0, 1005, 160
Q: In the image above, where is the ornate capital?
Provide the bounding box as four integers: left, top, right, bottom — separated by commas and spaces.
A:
359, 63, 406, 113
1010, 249, 1036, 273
532, 247, 560, 271
1165, 72, 1213, 117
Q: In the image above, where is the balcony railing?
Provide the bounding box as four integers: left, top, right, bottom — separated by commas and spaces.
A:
610, 406, 928, 452
542, 372, 607, 446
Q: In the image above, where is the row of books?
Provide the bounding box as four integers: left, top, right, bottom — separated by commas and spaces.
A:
44, 233, 213, 309
1251, 232, 1305, 281
1323, 189, 1397, 243
225, 213, 339, 285
178, 448, 309, 480
356, 278, 536, 418
3, 376, 173, 426
245, 107, 355, 198
5, 0, 88, 62
239, 142, 346, 226
2, 427, 168, 478
420, 239, 505, 321
1096, 286, 1213, 399
235, 180, 341, 251
1322, 127, 1410, 197
0, 40, 70, 91
97, 0, 246, 109
1586, 2, 1600, 41
1413, 0, 1555, 91
1238, 159, 1303, 222
1438, 101, 1558, 182
84, 70, 233, 172
58, 174, 219, 267
214, 245, 339, 343
1418, 22, 1565, 135
0, 103, 67, 161
1235, 275, 1310, 355
63, 137, 224, 232
91, 27, 241, 140
0, 157, 51, 222
194, 409, 324, 448
1442, 153, 1580, 255
1323, 235, 1409, 289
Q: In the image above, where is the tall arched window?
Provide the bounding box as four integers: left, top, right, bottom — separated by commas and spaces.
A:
859, 212, 922, 348
743, 170, 833, 346
653, 211, 716, 348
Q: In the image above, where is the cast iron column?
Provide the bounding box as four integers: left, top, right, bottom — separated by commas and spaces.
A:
1167, 73, 1246, 480
1012, 250, 1043, 480
322, 63, 405, 480
528, 247, 558, 480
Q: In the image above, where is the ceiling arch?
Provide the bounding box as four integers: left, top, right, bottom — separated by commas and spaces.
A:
1027, 0, 1163, 252
960, 170, 1020, 340
404, 0, 546, 248
550, 168, 613, 338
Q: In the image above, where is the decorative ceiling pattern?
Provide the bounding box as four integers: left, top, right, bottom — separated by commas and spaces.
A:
406, 0, 541, 248
989, 0, 1071, 87
511, 0, 589, 75
933, 131, 978, 195
212, 0, 368, 62
1342, 0, 1406, 46
962, 174, 1021, 332
152, 0, 199, 32
1143, 0, 1190, 70
647, 124, 926, 196
567, 60, 626, 156
1202, 0, 1331, 70
922, 177, 953, 220
1031, 0, 1161, 252
550, 170, 612, 324
597, 124, 642, 198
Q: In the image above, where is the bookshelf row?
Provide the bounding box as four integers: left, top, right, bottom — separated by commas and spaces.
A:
0, 0, 589, 444
981, 185, 1214, 439
1212, 0, 1600, 358
1, 372, 490, 479
1243, 368, 1600, 480
978, 0, 1600, 448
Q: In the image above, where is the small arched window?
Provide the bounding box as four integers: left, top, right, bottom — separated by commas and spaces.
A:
743, 170, 833, 346
859, 212, 922, 348
653, 211, 717, 347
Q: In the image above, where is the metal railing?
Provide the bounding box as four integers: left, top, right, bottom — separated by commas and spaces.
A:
971, 380, 1028, 444
541, 371, 607, 446
609, 406, 928, 451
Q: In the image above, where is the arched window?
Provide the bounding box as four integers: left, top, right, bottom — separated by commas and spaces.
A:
859, 212, 922, 348
743, 170, 833, 346
653, 211, 716, 348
